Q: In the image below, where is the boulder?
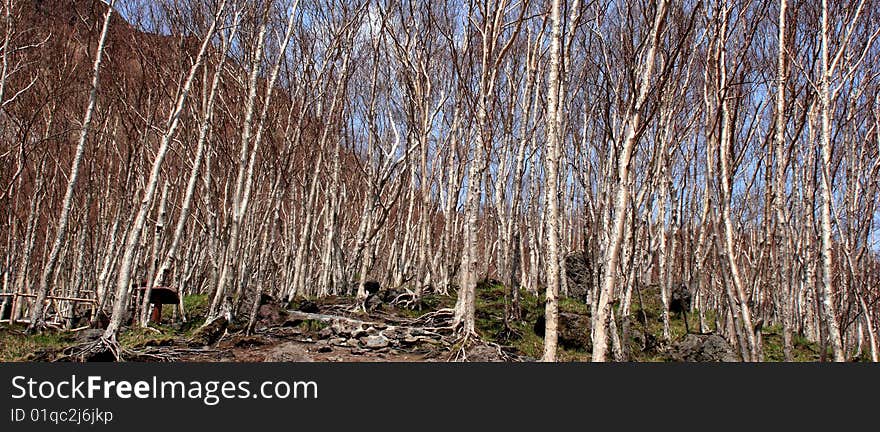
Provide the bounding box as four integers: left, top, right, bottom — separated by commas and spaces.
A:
360, 280, 381, 295
364, 294, 383, 311
263, 342, 314, 362
188, 316, 228, 346
563, 251, 592, 302
534, 311, 591, 351
669, 283, 692, 315
669, 334, 739, 362
295, 299, 320, 314
465, 344, 507, 362
361, 334, 390, 349
256, 303, 286, 327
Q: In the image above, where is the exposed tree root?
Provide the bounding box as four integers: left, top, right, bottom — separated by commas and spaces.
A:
56, 335, 218, 362
407, 308, 454, 328
59, 336, 124, 362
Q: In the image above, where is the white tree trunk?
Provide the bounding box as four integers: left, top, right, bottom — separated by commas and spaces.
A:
27, 0, 116, 332
104, 3, 225, 340
593, 0, 667, 362
541, 0, 564, 362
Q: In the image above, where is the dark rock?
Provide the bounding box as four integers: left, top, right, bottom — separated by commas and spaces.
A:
379, 287, 407, 303
534, 311, 591, 351
563, 251, 592, 302
188, 316, 228, 346
365, 294, 383, 311
363, 280, 381, 295
281, 318, 303, 328
316, 345, 332, 353
259, 292, 276, 305
263, 342, 314, 362
669, 334, 738, 362
669, 283, 692, 314
296, 300, 320, 314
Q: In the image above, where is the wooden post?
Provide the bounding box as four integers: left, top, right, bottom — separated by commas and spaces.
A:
151, 303, 162, 324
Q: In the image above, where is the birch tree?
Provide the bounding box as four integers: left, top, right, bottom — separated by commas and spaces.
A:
27, 0, 116, 333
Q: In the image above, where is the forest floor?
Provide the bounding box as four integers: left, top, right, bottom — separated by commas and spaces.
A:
0, 282, 831, 362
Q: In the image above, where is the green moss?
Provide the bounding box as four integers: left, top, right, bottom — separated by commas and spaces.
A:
118, 327, 176, 349
183, 294, 209, 320
559, 297, 589, 315
470, 284, 589, 361
298, 319, 328, 332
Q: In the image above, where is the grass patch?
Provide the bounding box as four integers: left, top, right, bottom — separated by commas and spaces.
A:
297, 319, 328, 332
118, 326, 176, 349
0, 326, 73, 361
471, 283, 590, 361
760, 325, 820, 362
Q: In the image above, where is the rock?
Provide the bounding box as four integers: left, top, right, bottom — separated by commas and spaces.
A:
465, 344, 506, 362
669, 334, 739, 362
330, 322, 350, 336
534, 311, 591, 351
365, 294, 383, 311
263, 342, 314, 362
256, 303, 285, 326
361, 334, 390, 349
297, 300, 320, 314
75, 329, 106, 343
259, 292, 275, 305
316, 345, 332, 353
350, 324, 368, 339
317, 327, 334, 339
563, 251, 592, 303
189, 316, 228, 346
363, 280, 381, 295
328, 338, 348, 346
379, 287, 407, 303
281, 318, 303, 328
669, 283, 692, 315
